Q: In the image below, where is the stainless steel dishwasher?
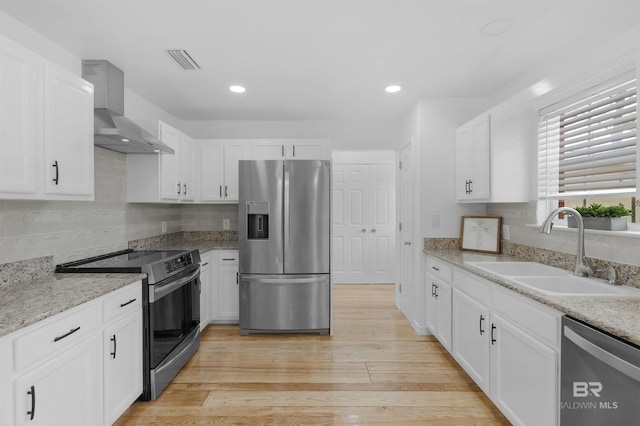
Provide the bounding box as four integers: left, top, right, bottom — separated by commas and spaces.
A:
561, 316, 640, 425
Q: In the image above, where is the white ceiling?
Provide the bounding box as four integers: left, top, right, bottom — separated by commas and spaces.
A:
1, 0, 639, 122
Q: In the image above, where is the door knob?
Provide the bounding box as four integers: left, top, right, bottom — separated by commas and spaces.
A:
404, 241, 411, 246
361, 228, 367, 233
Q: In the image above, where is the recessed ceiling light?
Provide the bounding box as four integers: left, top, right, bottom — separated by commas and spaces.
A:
480, 18, 514, 36
385, 85, 402, 93
229, 85, 246, 93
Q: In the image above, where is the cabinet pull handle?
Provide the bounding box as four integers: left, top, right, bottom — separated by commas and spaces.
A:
177, 182, 181, 195
53, 326, 80, 342
236, 272, 239, 285
431, 283, 436, 297
120, 298, 136, 308
222, 258, 236, 261
491, 323, 497, 345
202, 262, 209, 267
293, 145, 296, 157
479, 315, 485, 335
281, 144, 285, 157
27, 385, 36, 420
225, 185, 228, 198
52, 161, 59, 185
219, 185, 222, 197
469, 179, 473, 194
183, 183, 187, 196
434, 284, 439, 298
110, 335, 117, 359
431, 266, 439, 271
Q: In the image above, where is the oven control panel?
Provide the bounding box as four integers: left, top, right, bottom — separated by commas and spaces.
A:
165, 253, 193, 273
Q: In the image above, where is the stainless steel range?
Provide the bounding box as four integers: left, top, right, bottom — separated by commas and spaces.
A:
56, 249, 201, 400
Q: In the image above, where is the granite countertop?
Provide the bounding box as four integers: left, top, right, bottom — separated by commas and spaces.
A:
0, 273, 146, 338
425, 248, 640, 347
130, 239, 238, 254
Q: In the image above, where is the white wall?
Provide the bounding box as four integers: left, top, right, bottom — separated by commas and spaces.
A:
416, 98, 489, 238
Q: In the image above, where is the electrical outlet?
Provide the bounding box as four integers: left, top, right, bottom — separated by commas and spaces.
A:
502, 224, 510, 241
223, 219, 230, 230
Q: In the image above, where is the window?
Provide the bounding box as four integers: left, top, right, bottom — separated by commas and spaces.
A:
538, 70, 638, 224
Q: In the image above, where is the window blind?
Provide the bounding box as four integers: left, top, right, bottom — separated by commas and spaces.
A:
538, 71, 637, 200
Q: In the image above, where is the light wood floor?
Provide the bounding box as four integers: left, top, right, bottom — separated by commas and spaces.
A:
115, 284, 509, 425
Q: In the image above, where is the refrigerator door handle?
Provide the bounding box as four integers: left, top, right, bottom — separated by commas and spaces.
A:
251, 277, 327, 285
284, 168, 291, 265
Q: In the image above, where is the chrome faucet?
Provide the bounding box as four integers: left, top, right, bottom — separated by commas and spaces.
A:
540, 207, 594, 277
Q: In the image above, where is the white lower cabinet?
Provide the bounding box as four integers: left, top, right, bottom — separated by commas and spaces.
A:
425, 273, 452, 352
14, 334, 100, 426
210, 251, 239, 322
491, 313, 558, 426
445, 264, 561, 426
452, 287, 491, 393
199, 251, 214, 329
4, 281, 143, 426
102, 283, 143, 426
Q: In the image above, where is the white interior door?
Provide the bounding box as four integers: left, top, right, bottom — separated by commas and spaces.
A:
332, 161, 396, 283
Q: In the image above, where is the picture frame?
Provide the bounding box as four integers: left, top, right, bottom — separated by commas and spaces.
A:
460, 216, 502, 254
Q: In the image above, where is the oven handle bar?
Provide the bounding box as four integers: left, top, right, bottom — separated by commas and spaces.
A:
564, 326, 640, 382
150, 267, 200, 303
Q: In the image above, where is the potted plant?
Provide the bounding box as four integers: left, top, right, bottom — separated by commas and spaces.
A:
568, 203, 632, 231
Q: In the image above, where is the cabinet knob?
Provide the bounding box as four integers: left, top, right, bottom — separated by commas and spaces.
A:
404, 241, 411, 246
371, 228, 376, 233
177, 182, 181, 195
362, 228, 367, 233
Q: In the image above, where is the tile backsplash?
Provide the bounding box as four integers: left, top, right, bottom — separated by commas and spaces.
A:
0, 147, 237, 266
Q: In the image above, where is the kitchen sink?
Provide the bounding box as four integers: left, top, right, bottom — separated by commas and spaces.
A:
466, 261, 640, 297
513, 276, 640, 296
467, 261, 568, 277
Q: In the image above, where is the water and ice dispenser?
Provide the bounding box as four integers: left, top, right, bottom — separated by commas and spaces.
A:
246, 202, 269, 240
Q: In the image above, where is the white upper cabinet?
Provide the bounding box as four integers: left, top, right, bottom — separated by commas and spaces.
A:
489, 108, 534, 203
158, 122, 181, 201
455, 109, 533, 203
43, 63, 94, 198
0, 36, 38, 196
127, 121, 196, 203
456, 114, 491, 202
251, 139, 331, 160
0, 35, 94, 201
199, 139, 250, 202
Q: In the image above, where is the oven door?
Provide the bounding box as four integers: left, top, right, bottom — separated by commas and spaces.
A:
146, 265, 201, 399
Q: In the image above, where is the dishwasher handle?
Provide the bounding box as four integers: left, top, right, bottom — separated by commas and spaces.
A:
564, 326, 640, 383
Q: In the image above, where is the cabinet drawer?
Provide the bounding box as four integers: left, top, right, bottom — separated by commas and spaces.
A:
426, 257, 452, 282
103, 281, 142, 324
493, 287, 562, 349
13, 302, 100, 372
453, 269, 491, 306
217, 251, 239, 265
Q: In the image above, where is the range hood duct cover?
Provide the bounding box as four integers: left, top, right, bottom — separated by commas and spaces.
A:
82, 60, 174, 154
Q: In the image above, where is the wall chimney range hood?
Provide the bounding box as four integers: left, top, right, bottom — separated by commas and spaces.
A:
81, 60, 174, 154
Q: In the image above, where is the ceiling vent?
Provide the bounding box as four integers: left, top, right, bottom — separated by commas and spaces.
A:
165, 49, 201, 70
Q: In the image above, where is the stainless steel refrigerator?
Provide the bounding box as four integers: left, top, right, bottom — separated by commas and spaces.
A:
238, 159, 331, 334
